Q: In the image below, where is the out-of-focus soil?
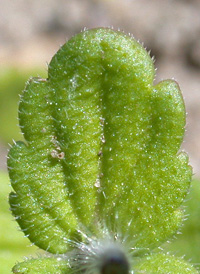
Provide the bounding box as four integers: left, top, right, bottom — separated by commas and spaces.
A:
0, 0, 200, 177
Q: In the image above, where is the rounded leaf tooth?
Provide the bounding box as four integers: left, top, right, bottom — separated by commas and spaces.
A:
18, 79, 53, 144
134, 253, 198, 274
149, 80, 186, 153
48, 28, 155, 85
9, 192, 76, 254
12, 257, 70, 274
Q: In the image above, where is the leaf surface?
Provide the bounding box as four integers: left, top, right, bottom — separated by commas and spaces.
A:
135, 253, 199, 274
8, 28, 192, 262
12, 257, 69, 274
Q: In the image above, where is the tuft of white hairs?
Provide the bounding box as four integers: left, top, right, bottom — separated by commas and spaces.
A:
56, 223, 150, 274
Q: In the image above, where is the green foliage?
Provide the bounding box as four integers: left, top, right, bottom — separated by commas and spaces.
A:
135, 253, 198, 274
0, 171, 36, 274
1, 170, 199, 273
7, 28, 198, 273
0, 67, 46, 144
12, 257, 69, 274
167, 179, 200, 265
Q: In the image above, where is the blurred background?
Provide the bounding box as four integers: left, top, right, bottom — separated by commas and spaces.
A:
0, 0, 200, 273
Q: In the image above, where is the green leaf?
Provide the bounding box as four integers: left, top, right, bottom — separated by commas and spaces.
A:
0, 67, 46, 144
167, 179, 200, 264
8, 80, 79, 254
135, 253, 199, 274
12, 257, 69, 274
0, 171, 37, 274
7, 28, 195, 272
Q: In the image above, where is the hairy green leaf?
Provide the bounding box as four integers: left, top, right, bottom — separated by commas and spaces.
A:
8, 28, 196, 273
12, 257, 69, 274
135, 253, 199, 274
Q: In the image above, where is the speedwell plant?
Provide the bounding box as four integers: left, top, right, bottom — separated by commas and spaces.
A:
7, 28, 198, 274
